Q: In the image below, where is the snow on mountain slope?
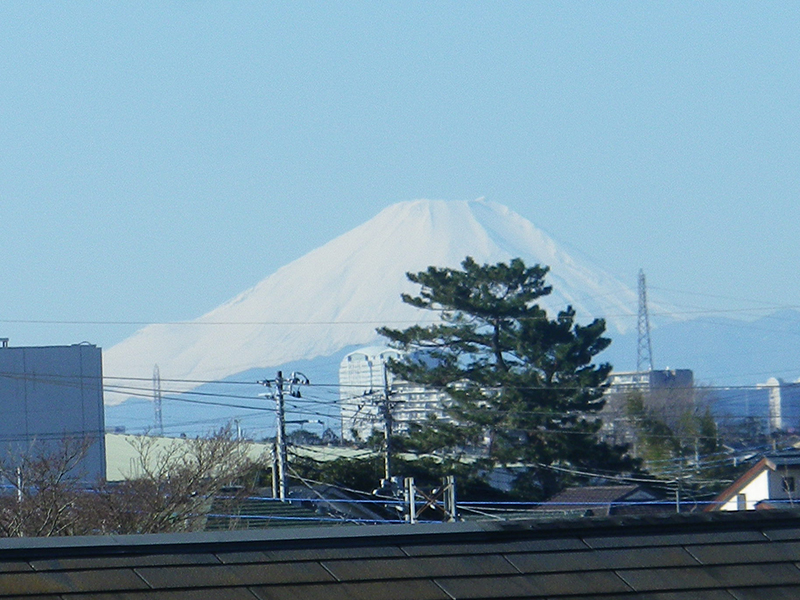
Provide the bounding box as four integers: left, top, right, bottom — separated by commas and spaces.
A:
103, 199, 640, 404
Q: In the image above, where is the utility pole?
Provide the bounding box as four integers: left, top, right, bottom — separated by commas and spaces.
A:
270, 442, 278, 499
275, 371, 287, 501
258, 371, 309, 502
381, 364, 394, 482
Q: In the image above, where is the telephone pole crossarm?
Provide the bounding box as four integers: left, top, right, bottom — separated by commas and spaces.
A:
258, 371, 310, 502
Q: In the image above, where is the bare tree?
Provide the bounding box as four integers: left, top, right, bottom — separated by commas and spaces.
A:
91, 425, 263, 534
0, 437, 95, 537
0, 426, 265, 537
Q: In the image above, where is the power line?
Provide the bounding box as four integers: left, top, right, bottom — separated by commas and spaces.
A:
4, 370, 794, 425
6, 369, 798, 393
4, 300, 800, 328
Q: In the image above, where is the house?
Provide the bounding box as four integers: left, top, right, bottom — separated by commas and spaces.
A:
709, 448, 800, 511
3, 510, 800, 597
538, 484, 668, 517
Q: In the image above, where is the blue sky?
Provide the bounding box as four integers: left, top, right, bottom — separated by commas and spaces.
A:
2, 2, 799, 350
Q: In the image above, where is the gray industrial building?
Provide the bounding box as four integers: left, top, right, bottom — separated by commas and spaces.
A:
0, 341, 106, 482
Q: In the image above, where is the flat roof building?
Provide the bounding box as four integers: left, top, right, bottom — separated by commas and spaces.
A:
0, 342, 106, 482
339, 347, 451, 442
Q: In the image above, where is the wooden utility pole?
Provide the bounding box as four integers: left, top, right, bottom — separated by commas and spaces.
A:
259, 371, 309, 502
274, 371, 287, 501
381, 365, 394, 482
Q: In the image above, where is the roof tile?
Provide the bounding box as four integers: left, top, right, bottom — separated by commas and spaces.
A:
258, 545, 407, 563
584, 530, 767, 549
688, 540, 800, 564
250, 579, 451, 600
322, 554, 518, 581
617, 563, 800, 592
67, 589, 261, 600
436, 571, 630, 598
0, 568, 148, 595
135, 562, 333, 589
401, 537, 585, 556
507, 545, 698, 573
728, 585, 800, 599
30, 553, 221, 571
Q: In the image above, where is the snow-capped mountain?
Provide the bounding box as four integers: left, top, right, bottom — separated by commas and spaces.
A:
103, 199, 643, 405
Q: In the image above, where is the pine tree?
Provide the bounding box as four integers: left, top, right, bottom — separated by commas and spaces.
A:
378, 257, 635, 498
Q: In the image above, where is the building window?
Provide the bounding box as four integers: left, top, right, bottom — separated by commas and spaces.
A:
736, 493, 747, 510
782, 477, 795, 493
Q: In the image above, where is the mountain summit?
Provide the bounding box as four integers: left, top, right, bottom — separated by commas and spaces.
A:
103, 199, 638, 404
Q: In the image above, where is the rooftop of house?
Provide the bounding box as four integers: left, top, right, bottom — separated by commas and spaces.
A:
3, 508, 800, 598
764, 448, 800, 468
537, 484, 665, 517
711, 449, 800, 510
544, 484, 656, 505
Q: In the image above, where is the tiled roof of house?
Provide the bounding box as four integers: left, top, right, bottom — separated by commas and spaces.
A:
710, 449, 800, 510
765, 448, 800, 467
546, 484, 641, 504
536, 485, 665, 517
2, 510, 800, 598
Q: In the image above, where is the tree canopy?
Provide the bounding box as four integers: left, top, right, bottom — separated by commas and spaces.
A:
378, 257, 635, 497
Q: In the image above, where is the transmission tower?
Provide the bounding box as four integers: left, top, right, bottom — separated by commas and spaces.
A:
636, 269, 654, 373
153, 364, 163, 435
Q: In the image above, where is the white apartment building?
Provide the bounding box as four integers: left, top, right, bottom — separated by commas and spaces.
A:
760, 377, 800, 432
339, 347, 451, 442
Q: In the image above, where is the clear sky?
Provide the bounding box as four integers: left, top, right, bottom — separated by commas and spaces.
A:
2, 2, 799, 350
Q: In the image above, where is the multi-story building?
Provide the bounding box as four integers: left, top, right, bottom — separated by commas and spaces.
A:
707, 377, 800, 437
760, 377, 800, 432
339, 347, 450, 442
600, 368, 695, 446
0, 341, 106, 481
603, 368, 800, 445
605, 369, 694, 395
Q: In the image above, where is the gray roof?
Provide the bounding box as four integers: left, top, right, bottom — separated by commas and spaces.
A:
2, 510, 800, 598
766, 449, 800, 467
537, 485, 665, 517
545, 484, 660, 505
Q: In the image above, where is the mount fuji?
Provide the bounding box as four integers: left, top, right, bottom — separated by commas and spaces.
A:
103, 199, 646, 413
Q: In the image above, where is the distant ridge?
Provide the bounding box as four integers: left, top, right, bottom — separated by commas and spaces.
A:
103, 199, 640, 405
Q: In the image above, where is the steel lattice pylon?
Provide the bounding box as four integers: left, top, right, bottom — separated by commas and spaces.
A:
636, 269, 654, 373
